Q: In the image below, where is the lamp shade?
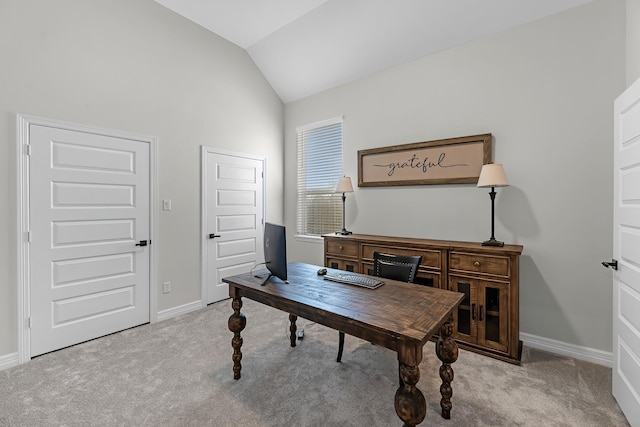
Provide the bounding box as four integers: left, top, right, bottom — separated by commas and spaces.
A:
335, 176, 354, 193
477, 164, 508, 188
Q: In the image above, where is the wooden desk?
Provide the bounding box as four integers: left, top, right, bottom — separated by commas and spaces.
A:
223, 262, 464, 426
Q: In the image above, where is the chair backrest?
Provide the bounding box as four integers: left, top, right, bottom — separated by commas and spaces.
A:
373, 252, 422, 283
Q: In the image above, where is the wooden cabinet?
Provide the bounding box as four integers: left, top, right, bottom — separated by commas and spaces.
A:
449, 277, 509, 353
325, 239, 359, 272
323, 234, 523, 364
448, 249, 520, 361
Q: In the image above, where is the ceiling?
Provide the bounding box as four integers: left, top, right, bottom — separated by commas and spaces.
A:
154, 0, 594, 103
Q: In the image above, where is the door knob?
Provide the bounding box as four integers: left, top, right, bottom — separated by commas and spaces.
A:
601, 259, 618, 270
135, 240, 148, 247
209, 233, 221, 239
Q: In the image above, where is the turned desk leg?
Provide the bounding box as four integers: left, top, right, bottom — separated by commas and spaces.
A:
228, 296, 246, 380
395, 346, 426, 427
289, 314, 297, 347
436, 313, 458, 419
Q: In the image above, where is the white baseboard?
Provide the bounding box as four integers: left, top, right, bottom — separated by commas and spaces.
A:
521, 332, 612, 367
156, 300, 204, 322
0, 352, 19, 372
0, 301, 205, 372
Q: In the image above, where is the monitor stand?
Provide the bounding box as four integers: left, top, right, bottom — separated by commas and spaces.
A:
261, 274, 288, 286
261, 273, 274, 286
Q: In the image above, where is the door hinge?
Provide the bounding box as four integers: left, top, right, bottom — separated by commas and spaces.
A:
26, 231, 31, 243
27, 317, 31, 328
24, 144, 31, 156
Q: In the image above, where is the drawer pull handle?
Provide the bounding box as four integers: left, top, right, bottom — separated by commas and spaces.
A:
474, 261, 480, 267
339, 246, 343, 251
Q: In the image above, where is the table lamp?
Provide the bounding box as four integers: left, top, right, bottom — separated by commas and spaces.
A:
477, 163, 509, 246
335, 176, 354, 235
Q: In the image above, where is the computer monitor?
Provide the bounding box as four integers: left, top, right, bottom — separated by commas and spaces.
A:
262, 222, 288, 285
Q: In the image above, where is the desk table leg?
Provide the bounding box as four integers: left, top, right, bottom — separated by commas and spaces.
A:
436, 313, 458, 419
228, 296, 246, 380
395, 346, 426, 427
289, 314, 297, 347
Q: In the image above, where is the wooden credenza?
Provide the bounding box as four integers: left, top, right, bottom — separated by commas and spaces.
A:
323, 233, 524, 364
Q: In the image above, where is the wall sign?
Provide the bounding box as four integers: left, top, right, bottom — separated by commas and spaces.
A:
358, 133, 492, 187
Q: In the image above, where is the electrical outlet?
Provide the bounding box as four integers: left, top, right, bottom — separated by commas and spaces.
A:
162, 281, 171, 294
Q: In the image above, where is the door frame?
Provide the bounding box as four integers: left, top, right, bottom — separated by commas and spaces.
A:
16, 114, 158, 364
200, 145, 266, 306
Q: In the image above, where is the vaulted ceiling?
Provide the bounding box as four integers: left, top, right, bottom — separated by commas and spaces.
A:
154, 0, 595, 103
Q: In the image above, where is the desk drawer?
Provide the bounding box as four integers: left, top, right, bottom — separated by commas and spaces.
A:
326, 240, 359, 258
362, 244, 442, 270
449, 252, 510, 277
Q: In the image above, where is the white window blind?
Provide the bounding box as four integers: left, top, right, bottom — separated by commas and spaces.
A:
296, 118, 344, 236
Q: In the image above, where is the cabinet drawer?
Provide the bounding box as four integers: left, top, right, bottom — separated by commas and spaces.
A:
326, 240, 359, 257
361, 244, 442, 270
449, 252, 510, 277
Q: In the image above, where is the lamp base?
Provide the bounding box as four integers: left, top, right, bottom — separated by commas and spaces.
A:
336, 229, 352, 235
482, 238, 504, 247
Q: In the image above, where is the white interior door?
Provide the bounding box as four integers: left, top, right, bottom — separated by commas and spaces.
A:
612, 76, 640, 425
29, 124, 150, 357
202, 147, 264, 304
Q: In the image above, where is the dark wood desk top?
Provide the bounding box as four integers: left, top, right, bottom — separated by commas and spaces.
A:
223, 262, 464, 350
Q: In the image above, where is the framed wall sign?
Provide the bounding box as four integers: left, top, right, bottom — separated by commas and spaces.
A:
358, 133, 492, 187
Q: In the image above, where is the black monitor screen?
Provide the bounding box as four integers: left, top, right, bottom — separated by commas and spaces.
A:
263, 222, 287, 285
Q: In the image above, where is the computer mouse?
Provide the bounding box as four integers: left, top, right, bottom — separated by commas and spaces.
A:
317, 268, 327, 276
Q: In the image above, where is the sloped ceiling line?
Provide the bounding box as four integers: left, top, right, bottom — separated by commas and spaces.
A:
154, 0, 594, 102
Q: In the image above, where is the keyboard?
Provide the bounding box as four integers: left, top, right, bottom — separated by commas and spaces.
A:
323, 273, 384, 289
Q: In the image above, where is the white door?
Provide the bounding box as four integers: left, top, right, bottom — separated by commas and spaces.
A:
612, 76, 640, 426
29, 125, 150, 357
202, 147, 264, 304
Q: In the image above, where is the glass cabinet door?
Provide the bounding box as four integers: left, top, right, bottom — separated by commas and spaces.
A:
478, 281, 509, 352
449, 277, 477, 343
414, 271, 439, 288
326, 258, 358, 273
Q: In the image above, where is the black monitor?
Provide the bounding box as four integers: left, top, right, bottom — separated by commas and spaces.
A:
262, 222, 288, 285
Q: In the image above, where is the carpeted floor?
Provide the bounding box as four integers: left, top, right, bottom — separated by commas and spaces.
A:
0, 298, 630, 426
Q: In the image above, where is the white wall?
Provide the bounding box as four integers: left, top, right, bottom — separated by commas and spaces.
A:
628, 0, 640, 84
284, 0, 625, 353
0, 0, 283, 358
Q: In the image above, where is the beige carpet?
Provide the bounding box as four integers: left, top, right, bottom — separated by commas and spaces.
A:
0, 298, 629, 426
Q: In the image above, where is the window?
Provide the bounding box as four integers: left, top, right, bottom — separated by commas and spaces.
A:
296, 117, 344, 237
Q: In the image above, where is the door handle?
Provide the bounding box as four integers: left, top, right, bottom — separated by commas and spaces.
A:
601, 259, 618, 270
135, 240, 148, 247
209, 233, 221, 239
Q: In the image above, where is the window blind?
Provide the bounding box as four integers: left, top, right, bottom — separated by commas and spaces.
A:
296, 118, 344, 236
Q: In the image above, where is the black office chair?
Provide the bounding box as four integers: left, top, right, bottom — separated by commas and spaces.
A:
373, 252, 422, 283
336, 252, 422, 363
